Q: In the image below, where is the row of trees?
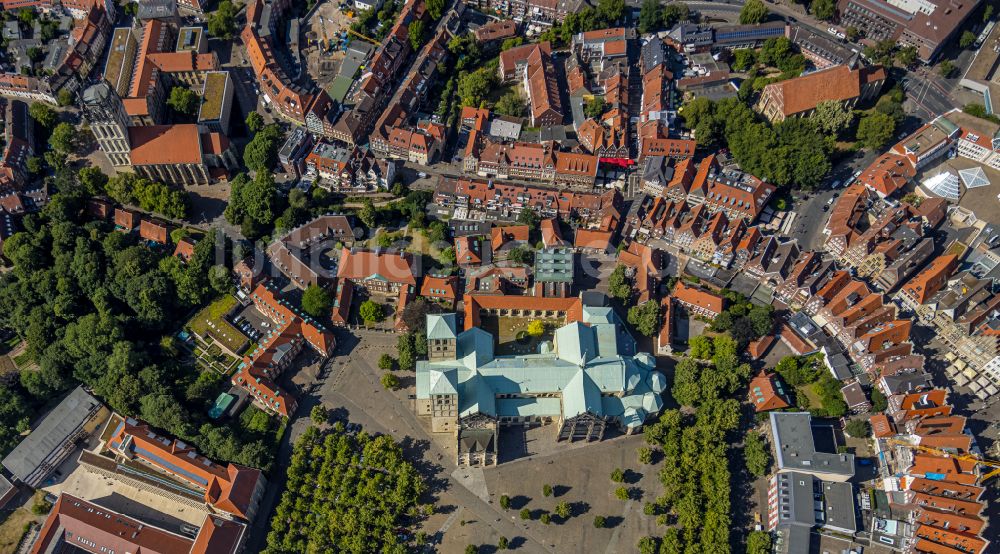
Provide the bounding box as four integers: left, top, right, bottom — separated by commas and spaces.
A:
537, 0, 625, 45
636, 332, 765, 552
263, 425, 429, 553
683, 97, 835, 189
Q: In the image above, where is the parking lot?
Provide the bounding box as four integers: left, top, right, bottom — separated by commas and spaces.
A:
233, 304, 273, 344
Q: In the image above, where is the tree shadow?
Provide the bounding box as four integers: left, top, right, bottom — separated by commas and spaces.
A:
623, 470, 643, 485
509, 495, 531, 510
571, 501, 590, 517
604, 515, 624, 528
553, 485, 571, 498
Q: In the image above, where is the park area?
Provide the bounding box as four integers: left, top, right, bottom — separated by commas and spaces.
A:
186, 295, 247, 357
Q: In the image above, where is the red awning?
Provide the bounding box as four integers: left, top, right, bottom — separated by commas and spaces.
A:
600, 158, 635, 168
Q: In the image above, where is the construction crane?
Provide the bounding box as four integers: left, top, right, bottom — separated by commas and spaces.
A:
347, 28, 380, 46
886, 439, 1000, 481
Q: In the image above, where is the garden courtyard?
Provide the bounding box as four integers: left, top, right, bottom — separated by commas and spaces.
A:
479, 315, 565, 356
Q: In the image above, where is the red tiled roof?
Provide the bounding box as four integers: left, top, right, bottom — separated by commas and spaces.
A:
764, 65, 865, 117
336, 247, 417, 286
33, 494, 198, 554
463, 294, 583, 330
128, 124, 203, 165
420, 274, 458, 300
173, 237, 196, 262
870, 414, 895, 438
108, 418, 262, 520
574, 229, 613, 250
491, 224, 530, 252
902, 254, 958, 304
672, 281, 723, 315
139, 219, 169, 244
747, 370, 790, 411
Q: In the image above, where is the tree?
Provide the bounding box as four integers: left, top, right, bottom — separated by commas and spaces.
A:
465, 545, 478, 554
614, 486, 630, 500
310, 405, 327, 425
494, 91, 525, 118
78, 166, 108, 195
740, 0, 768, 24
638, 0, 663, 34
516, 207, 540, 230
731, 49, 757, 71
426, 0, 444, 19
960, 30, 977, 49
378, 354, 396, 370
812, 100, 854, 136
540, 512, 551, 525
167, 86, 200, 115
507, 246, 533, 265
744, 431, 771, 476
627, 300, 660, 337
939, 59, 956, 78
243, 124, 283, 173
846, 418, 871, 438
689, 335, 714, 359
747, 530, 772, 554
397, 333, 416, 370
380, 372, 400, 390
497, 536, 509, 550
810, 0, 836, 20
584, 96, 607, 119
637, 537, 658, 554
408, 19, 427, 51
499, 494, 511, 509
597, 0, 624, 24
857, 112, 896, 150
611, 467, 624, 482
662, 3, 690, 27
29, 102, 57, 128
520, 508, 531, 520
245, 111, 264, 133
986, 4, 994, 22
526, 319, 546, 337
500, 37, 524, 51
57, 89, 73, 107
608, 265, 632, 301
846, 26, 860, 41
49, 122, 75, 154
593, 515, 606, 528
638, 447, 653, 464
26, 46, 43, 64
26, 156, 42, 175
542, 484, 553, 497
554, 501, 571, 519
871, 387, 887, 412
896, 45, 918, 67
457, 67, 497, 108
359, 300, 385, 324
358, 198, 377, 228
301, 285, 333, 318
207, 0, 237, 39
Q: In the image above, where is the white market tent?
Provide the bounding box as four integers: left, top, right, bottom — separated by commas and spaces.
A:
923, 171, 961, 200
959, 166, 991, 189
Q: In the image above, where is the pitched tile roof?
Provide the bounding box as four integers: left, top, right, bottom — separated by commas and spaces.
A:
336, 247, 417, 286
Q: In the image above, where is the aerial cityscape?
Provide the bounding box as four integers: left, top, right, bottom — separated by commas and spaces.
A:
0, 0, 996, 552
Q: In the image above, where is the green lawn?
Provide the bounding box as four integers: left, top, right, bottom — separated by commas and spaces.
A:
187, 296, 247, 354
796, 384, 824, 411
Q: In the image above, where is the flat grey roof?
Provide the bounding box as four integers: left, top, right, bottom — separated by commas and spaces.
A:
2, 387, 102, 484
770, 412, 855, 478
822, 480, 858, 533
